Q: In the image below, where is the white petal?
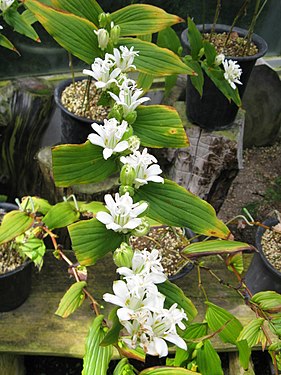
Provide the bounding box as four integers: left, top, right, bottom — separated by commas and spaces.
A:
123, 218, 142, 230
146, 176, 164, 184
103, 293, 124, 307
147, 337, 168, 358
117, 307, 134, 321
106, 222, 122, 231
113, 141, 129, 153
103, 148, 113, 160
132, 202, 148, 216
165, 333, 187, 351
88, 134, 105, 148
96, 211, 113, 225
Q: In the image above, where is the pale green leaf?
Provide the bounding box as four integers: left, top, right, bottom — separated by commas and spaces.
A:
3, 8, 40, 42
135, 180, 230, 239
100, 307, 123, 347
139, 367, 200, 375
23, 0, 100, 64
157, 280, 197, 322
182, 322, 208, 340
187, 17, 203, 60
79, 201, 106, 217
21, 196, 52, 215
137, 73, 155, 93
55, 281, 86, 318
69, 218, 123, 266
83, 315, 113, 375
52, 142, 119, 187
182, 240, 255, 258
113, 358, 135, 375
205, 302, 243, 345
119, 37, 194, 76
197, 340, 223, 375
111, 4, 183, 36
236, 339, 251, 370
21, 9, 38, 25
133, 105, 189, 148
237, 318, 266, 348
17, 235, 46, 270
251, 291, 281, 313
226, 252, 244, 274
203, 40, 217, 66
43, 201, 80, 230
0, 211, 33, 245
51, 0, 102, 25
0, 34, 18, 52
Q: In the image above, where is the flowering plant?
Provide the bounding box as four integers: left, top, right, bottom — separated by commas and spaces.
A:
1, 1, 280, 374
0, 0, 40, 53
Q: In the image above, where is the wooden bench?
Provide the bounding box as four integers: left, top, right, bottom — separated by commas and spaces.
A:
0, 250, 259, 374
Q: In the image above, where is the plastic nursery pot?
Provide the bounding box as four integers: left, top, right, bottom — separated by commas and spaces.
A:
181, 24, 268, 130
54, 77, 103, 144
245, 218, 281, 294
168, 227, 197, 282
0, 202, 32, 312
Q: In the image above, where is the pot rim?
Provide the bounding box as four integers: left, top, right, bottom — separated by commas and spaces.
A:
181, 23, 268, 61
54, 76, 103, 125
0, 259, 32, 279
255, 218, 281, 278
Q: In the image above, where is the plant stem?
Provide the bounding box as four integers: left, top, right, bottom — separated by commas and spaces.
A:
244, 0, 262, 55
202, 0, 206, 33
68, 52, 76, 91
225, 0, 250, 48
82, 77, 92, 117
211, 0, 221, 37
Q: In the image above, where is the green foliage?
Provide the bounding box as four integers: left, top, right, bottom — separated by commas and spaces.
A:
0, 210, 33, 245
55, 281, 86, 318
196, 340, 223, 375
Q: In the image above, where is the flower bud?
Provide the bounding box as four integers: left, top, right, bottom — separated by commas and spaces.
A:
113, 242, 134, 268
95, 28, 109, 51
123, 124, 134, 140
108, 107, 123, 122
124, 110, 137, 125
120, 164, 136, 186
119, 185, 135, 197
127, 135, 140, 153
131, 217, 150, 237
98, 12, 110, 28
110, 24, 121, 45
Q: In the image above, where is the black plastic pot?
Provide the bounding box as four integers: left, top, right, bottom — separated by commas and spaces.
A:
0, 202, 32, 312
54, 77, 103, 144
181, 24, 268, 130
245, 218, 281, 294
168, 228, 197, 281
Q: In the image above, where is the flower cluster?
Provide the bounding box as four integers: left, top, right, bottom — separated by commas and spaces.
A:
215, 53, 242, 90
104, 249, 187, 357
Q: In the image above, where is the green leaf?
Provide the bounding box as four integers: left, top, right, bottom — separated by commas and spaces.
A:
203, 40, 217, 66
17, 235, 46, 270
269, 317, 281, 337
187, 17, 203, 60
83, 315, 113, 375
119, 37, 194, 76
157, 26, 182, 55
182, 240, 254, 259
251, 291, 281, 313
236, 340, 251, 370
137, 73, 155, 93
135, 180, 230, 239
237, 318, 267, 348
113, 358, 135, 375
197, 340, 223, 375
23, 0, 100, 64
185, 59, 204, 96
3, 8, 40, 42
226, 252, 244, 274
52, 142, 119, 187
139, 367, 200, 375
21, 196, 52, 215
0, 33, 18, 52
111, 4, 183, 36
43, 201, 80, 230
133, 105, 189, 148
202, 62, 242, 107
117, 342, 145, 362
55, 281, 86, 318
182, 323, 208, 340
157, 280, 197, 322
0, 211, 33, 245
51, 0, 103, 26
205, 302, 243, 345
69, 218, 123, 266
100, 307, 123, 346
79, 201, 107, 217
21, 9, 38, 24
164, 75, 178, 97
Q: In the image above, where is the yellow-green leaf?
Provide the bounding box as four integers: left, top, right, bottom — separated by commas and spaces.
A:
237, 318, 267, 349
111, 4, 183, 36
139, 367, 200, 375
119, 37, 195, 76
0, 211, 33, 245
79, 201, 107, 217
69, 218, 123, 266
43, 201, 80, 230
251, 291, 281, 313
135, 180, 230, 239
55, 281, 86, 318
182, 240, 255, 258
52, 142, 119, 187
0, 33, 18, 52
83, 315, 113, 375
197, 340, 223, 375
3, 8, 40, 42
23, 0, 100, 64
21, 196, 52, 215
133, 105, 189, 148
51, 0, 102, 26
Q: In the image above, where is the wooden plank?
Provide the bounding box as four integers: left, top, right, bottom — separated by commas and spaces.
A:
229, 352, 255, 375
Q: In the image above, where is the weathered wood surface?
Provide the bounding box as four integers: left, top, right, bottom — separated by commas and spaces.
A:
159, 102, 244, 212
0, 251, 256, 359
0, 78, 54, 200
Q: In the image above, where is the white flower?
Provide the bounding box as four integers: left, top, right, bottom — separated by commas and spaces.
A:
222, 59, 242, 90
88, 118, 129, 160
111, 46, 139, 72
109, 83, 150, 117
96, 192, 148, 233
120, 148, 164, 189
0, 0, 14, 11
0, 25, 3, 30
215, 53, 225, 66
94, 28, 109, 50
83, 55, 121, 90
